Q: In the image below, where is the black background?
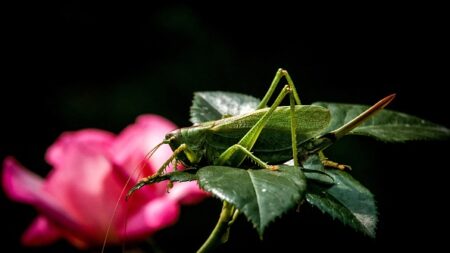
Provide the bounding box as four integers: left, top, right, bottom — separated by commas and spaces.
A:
1, 2, 448, 253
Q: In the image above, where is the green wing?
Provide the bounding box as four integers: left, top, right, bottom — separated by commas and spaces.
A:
205, 105, 330, 163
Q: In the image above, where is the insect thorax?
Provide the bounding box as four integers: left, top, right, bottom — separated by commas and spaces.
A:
166, 126, 209, 166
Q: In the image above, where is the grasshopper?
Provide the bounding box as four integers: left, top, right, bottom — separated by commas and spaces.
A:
116, 68, 395, 253
128, 68, 395, 195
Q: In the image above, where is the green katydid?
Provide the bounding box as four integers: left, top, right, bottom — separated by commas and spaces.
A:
121, 68, 395, 253
101, 68, 450, 253
128, 68, 395, 196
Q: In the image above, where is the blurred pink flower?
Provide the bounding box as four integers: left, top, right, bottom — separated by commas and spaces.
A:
2, 115, 206, 249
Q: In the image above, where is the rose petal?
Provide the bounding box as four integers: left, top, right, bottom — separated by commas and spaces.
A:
2, 158, 96, 245
3, 132, 124, 245
168, 181, 209, 205
111, 114, 177, 179
45, 129, 115, 168
22, 216, 61, 246
42, 134, 125, 242
3, 115, 207, 249
2, 157, 43, 204
123, 197, 179, 240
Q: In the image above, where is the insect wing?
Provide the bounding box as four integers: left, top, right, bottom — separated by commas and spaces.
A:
206, 105, 330, 163
211, 105, 330, 142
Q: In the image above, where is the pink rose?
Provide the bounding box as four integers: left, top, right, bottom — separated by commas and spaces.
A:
2, 115, 206, 249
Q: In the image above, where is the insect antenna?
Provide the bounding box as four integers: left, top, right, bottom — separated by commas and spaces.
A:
101, 140, 168, 253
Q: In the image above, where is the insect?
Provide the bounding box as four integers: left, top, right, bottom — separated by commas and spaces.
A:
128, 68, 395, 196
101, 68, 396, 253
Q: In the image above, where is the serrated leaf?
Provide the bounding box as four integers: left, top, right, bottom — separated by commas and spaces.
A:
285, 159, 334, 186
197, 165, 306, 237
303, 170, 335, 186
190, 91, 261, 124
313, 102, 450, 142
303, 155, 377, 237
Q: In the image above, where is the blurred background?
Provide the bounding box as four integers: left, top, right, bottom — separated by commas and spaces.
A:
1, 2, 448, 252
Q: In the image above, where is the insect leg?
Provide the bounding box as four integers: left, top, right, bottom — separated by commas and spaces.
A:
256, 69, 302, 166
126, 144, 188, 198
322, 159, 352, 171
283, 69, 301, 105
289, 87, 299, 166
142, 144, 187, 181
217, 144, 277, 170
217, 69, 307, 168
215, 85, 291, 166
258, 68, 301, 109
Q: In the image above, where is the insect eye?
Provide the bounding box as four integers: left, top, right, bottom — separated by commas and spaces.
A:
164, 129, 180, 144
165, 132, 173, 140
165, 132, 176, 142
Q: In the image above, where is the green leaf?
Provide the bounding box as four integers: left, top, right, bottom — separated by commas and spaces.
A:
303, 155, 377, 237
313, 102, 450, 142
285, 159, 334, 186
303, 170, 335, 186
190, 91, 260, 124
197, 165, 306, 237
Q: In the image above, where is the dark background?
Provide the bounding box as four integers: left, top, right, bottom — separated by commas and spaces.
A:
1, 2, 448, 252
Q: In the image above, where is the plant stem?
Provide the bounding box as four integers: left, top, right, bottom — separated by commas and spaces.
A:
197, 201, 236, 253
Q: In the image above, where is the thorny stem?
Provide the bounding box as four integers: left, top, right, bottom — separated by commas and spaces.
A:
197, 201, 237, 253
